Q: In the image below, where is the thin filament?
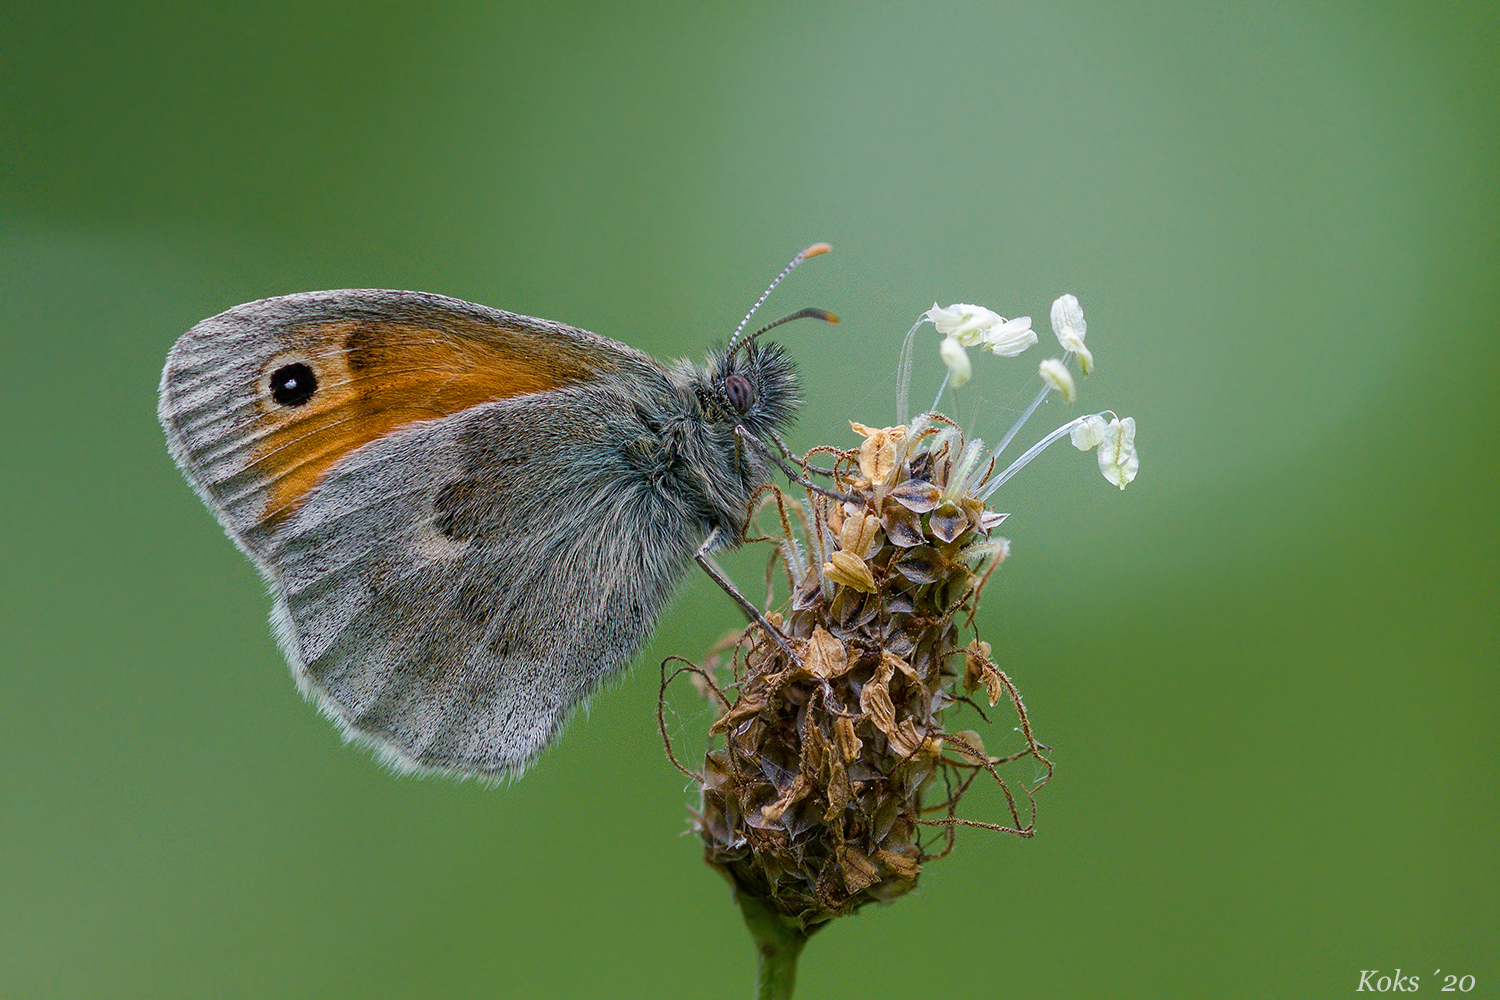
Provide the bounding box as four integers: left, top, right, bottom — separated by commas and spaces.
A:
894, 317, 926, 425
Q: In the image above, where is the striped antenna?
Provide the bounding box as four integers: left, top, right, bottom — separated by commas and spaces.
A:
727, 243, 831, 347
732, 306, 839, 358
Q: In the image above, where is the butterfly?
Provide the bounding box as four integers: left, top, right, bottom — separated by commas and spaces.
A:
159, 244, 833, 778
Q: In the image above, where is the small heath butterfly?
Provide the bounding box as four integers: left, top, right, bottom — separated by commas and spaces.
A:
160, 245, 833, 779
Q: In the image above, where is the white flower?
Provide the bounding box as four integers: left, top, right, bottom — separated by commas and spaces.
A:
927, 302, 999, 346
981, 315, 1037, 357
924, 302, 1001, 346
939, 335, 972, 387
1050, 294, 1093, 373
1063, 414, 1139, 489
1097, 416, 1138, 489
1038, 357, 1076, 403
1070, 414, 1108, 451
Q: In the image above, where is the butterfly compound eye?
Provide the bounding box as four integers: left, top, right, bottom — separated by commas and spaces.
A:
270, 362, 318, 407
724, 373, 756, 414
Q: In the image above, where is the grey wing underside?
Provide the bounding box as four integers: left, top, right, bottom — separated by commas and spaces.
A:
264, 392, 698, 778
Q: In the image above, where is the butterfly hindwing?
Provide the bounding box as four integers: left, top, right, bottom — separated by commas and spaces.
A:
266, 389, 699, 776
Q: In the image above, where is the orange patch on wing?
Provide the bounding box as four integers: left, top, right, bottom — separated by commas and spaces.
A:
252, 318, 604, 524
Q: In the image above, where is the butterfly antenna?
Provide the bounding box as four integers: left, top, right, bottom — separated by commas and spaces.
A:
733, 306, 840, 357
727, 243, 832, 348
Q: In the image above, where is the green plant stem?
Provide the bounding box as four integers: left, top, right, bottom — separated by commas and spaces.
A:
736, 892, 808, 1000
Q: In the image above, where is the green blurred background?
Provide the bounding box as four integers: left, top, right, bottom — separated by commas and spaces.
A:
3, 3, 1494, 997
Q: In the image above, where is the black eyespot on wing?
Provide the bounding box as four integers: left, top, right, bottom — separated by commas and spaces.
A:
270, 363, 318, 406
724, 373, 756, 414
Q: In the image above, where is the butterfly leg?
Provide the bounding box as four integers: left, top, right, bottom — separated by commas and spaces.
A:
769, 430, 839, 478
694, 528, 800, 661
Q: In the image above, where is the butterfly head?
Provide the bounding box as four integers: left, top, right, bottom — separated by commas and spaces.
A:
704, 243, 833, 442
709, 339, 801, 438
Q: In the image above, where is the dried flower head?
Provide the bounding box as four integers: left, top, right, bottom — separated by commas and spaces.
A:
662, 417, 1050, 933
663, 289, 1138, 958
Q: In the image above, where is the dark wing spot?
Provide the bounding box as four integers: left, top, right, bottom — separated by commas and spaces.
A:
434, 480, 486, 541
270, 363, 318, 406
342, 323, 380, 372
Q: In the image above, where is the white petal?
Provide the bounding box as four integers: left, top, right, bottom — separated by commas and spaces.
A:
1098, 416, 1139, 488
925, 302, 957, 326
1070, 414, 1108, 450
939, 335, 972, 387
1051, 294, 1092, 373
1050, 294, 1086, 341
927, 302, 1003, 346
1038, 357, 1076, 403
983, 315, 1037, 357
